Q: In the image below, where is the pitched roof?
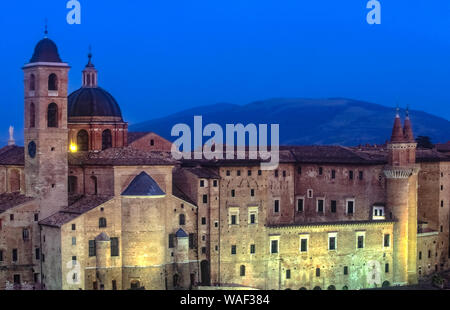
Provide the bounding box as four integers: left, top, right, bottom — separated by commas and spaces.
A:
68, 147, 177, 166
172, 183, 196, 206
0, 192, 35, 214
0, 146, 24, 165
185, 167, 220, 179
127, 132, 149, 144
39, 195, 113, 227
121, 172, 166, 197
175, 228, 188, 238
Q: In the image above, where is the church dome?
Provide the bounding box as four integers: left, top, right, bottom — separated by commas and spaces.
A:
29, 38, 63, 63
68, 87, 123, 120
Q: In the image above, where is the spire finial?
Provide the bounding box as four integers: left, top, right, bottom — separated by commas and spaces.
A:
395, 102, 400, 117
44, 18, 48, 38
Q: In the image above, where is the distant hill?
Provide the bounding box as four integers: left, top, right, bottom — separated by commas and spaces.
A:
131, 98, 450, 146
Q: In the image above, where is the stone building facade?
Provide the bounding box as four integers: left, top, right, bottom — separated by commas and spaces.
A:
0, 34, 448, 290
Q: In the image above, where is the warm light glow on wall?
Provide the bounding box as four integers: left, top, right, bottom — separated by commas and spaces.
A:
70, 143, 78, 153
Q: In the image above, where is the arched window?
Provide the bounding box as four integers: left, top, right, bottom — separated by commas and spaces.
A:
68, 176, 78, 194
382, 281, 390, 288
342, 285, 348, 290
91, 176, 98, 195
48, 73, 58, 91
327, 285, 336, 290
179, 214, 185, 226
9, 169, 20, 192
99, 217, 107, 228
77, 130, 89, 151
47, 103, 58, 128
30, 74, 35, 91
240, 265, 246, 277
313, 286, 322, 290
30, 102, 35, 128
102, 129, 112, 150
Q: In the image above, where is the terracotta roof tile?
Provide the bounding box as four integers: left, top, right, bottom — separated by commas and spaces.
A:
0, 146, 24, 166
0, 192, 34, 214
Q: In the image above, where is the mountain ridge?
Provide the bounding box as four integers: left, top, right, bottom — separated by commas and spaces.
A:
129, 98, 450, 146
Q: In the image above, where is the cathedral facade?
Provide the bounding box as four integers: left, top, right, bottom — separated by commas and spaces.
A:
0, 35, 448, 290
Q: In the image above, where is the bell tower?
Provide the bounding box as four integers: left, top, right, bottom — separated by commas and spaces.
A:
384, 107, 419, 285
23, 30, 70, 219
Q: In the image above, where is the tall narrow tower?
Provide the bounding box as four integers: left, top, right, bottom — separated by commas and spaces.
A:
23, 31, 70, 219
384, 107, 419, 285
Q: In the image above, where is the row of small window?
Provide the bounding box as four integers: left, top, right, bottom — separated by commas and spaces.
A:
238, 264, 390, 278
199, 180, 218, 187
418, 250, 437, 260
28, 73, 59, 91
0, 213, 40, 226
266, 233, 390, 254
88, 238, 120, 257
0, 248, 41, 262
224, 167, 365, 180
293, 198, 356, 214
230, 189, 256, 197
318, 168, 364, 180
225, 170, 263, 177
229, 207, 259, 225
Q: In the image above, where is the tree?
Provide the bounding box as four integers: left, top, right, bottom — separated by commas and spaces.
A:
416, 136, 434, 149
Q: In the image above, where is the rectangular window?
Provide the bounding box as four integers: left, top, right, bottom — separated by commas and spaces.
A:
274, 200, 280, 213
231, 215, 237, 225
347, 200, 354, 215
213, 180, 218, 187
297, 198, 304, 212
317, 199, 324, 213
112, 280, 117, 290
357, 235, 364, 249
237, 170, 241, 176
297, 166, 302, 174
35, 248, 40, 260
34, 213, 39, 222
258, 170, 262, 176
319, 167, 323, 175
201, 217, 207, 225
72, 256, 77, 266
23, 229, 30, 241
89, 240, 96, 256
428, 250, 431, 258
200, 180, 205, 187
283, 171, 286, 177
202, 247, 206, 254
72, 237, 76, 245
231, 245, 236, 255
344, 266, 348, 275
12, 249, 18, 262
275, 170, 279, 177
168, 234, 175, 248
286, 269, 291, 279
329, 236, 336, 250
300, 237, 308, 252
330, 200, 337, 213
202, 195, 208, 203
13, 274, 20, 285
250, 213, 256, 224
250, 189, 255, 197
359, 171, 364, 180
10, 214, 14, 221
226, 170, 230, 176
271, 240, 279, 254
231, 190, 235, 197
250, 244, 256, 254
385, 263, 389, 273
331, 170, 336, 179
72, 224, 76, 231
111, 237, 119, 257
384, 234, 390, 247
0, 250, 3, 261
316, 268, 320, 277
349, 171, 354, 180
248, 170, 252, 176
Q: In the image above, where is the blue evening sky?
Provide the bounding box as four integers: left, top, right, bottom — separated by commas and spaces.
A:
0, 1, 449, 143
